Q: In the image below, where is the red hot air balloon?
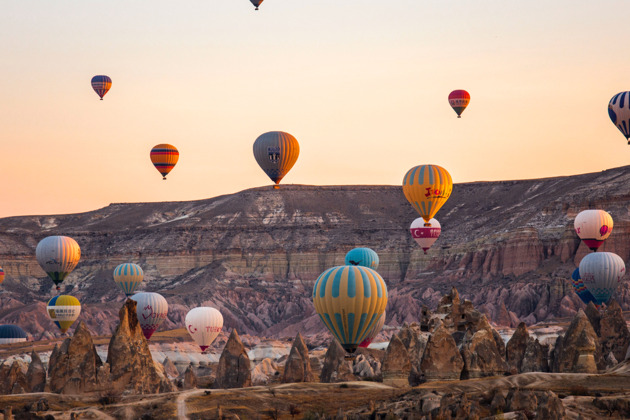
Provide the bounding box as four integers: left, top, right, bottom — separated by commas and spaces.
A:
448, 90, 470, 118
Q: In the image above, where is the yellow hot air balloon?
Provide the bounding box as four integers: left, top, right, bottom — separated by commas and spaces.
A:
402, 164, 453, 224
253, 131, 300, 189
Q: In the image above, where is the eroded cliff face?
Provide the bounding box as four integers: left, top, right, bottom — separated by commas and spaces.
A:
2, 166, 630, 338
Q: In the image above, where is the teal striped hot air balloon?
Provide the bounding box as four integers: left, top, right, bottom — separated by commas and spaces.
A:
579, 252, 626, 306
344, 248, 379, 270
113, 263, 144, 297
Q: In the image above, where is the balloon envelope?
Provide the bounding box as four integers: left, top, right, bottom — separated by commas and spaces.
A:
344, 248, 379, 270
312, 265, 387, 354
0, 325, 27, 344
448, 90, 470, 117
253, 131, 299, 187
410, 217, 441, 254
402, 164, 453, 223
571, 268, 597, 306
91, 75, 112, 100
35, 236, 81, 290
250, 0, 263, 9
185, 307, 224, 351
47, 295, 81, 333
113, 263, 144, 297
574, 210, 613, 251
150, 144, 179, 180
358, 311, 386, 348
130, 292, 168, 340
579, 252, 626, 306
0, 266, 4, 285
608, 91, 630, 142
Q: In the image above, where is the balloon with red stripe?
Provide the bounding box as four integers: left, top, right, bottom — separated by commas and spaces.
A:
150, 144, 179, 180
410, 217, 441, 254
0, 266, 4, 285
448, 90, 470, 118
91, 75, 112, 100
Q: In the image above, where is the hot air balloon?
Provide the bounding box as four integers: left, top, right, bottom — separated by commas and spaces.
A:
579, 252, 626, 306
130, 292, 168, 340
410, 217, 441, 254
313, 265, 388, 354
250, 0, 264, 10
113, 263, 144, 297
358, 311, 386, 348
448, 90, 470, 118
571, 268, 597, 306
344, 248, 379, 270
608, 91, 630, 143
0, 325, 27, 344
574, 210, 613, 252
91, 75, 112, 100
36, 236, 81, 291
402, 164, 453, 223
47, 295, 81, 333
150, 144, 179, 180
253, 131, 299, 189
185, 307, 224, 351
0, 266, 4, 285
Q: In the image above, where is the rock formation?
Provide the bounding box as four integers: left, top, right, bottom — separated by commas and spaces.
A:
251, 358, 278, 385
396, 323, 427, 385
585, 301, 601, 335
506, 322, 529, 374
214, 329, 252, 389
381, 334, 411, 386
552, 309, 601, 373
0, 360, 29, 394
48, 322, 103, 394
599, 300, 630, 363
521, 338, 549, 373
282, 333, 314, 383
319, 339, 355, 383
420, 321, 464, 381
26, 351, 46, 392
459, 316, 508, 379
162, 357, 180, 379
106, 299, 175, 393
183, 363, 198, 390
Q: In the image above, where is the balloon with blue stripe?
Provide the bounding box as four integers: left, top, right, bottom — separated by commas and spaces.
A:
113, 263, 144, 297
345, 247, 379, 270
609, 91, 630, 143
571, 268, 597, 306
0, 324, 27, 344
579, 252, 626, 306
312, 265, 388, 354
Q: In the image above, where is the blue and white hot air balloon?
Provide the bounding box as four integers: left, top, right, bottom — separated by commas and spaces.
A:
608, 91, 630, 143
579, 252, 626, 306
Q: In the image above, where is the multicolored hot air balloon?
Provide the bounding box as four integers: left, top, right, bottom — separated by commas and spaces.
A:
579, 252, 626, 306
574, 210, 613, 252
91, 75, 112, 100
448, 90, 470, 118
402, 164, 453, 223
113, 263, 144, 297
185, 307, 223, 351
410, 217, 441, 254
358, 311, 386, 348
313, 265, 388, 354
35, 236, 81, 291
253, 131, 299, 189
0, 325, 27, 344
0, 266, 4, 285
47, 295, 81, 333
571, 268, 597, 306
250, 0, 264, 10
608, 91, 630, 143
150, 144, 179, 180
344, 248, 379, 270
130, 292, 168, 340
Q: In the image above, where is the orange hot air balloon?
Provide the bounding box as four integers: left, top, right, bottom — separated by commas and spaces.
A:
402, 164, 453, 223
150, 144, 179, 180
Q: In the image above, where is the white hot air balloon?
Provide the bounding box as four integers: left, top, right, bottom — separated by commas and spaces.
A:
574, 210, 613, 251
410, 218, 441, 254
36, 236, 81, 290
185, 307, 224, 351
579, 252, 626, 306
130, 292, 168, 340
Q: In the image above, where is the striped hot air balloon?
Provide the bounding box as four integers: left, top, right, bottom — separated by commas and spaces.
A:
448, 90, 470, 118
150, 144, 179, 180
91, 75, 112, 100
0, 325, 27, 344
0, 266, 4, 285
402, 164, 453, 224
113, 263, 144, 297
35, 236, 81, 291
574, 210, 613, 252
47, 295, 81, 333
345, 248, 379, 270
313, 265, 388, 354
253, 131, 299, 189
571, 268, 597, 306
185, 307, 224, 351
358, 311, 386, 348
250, 0, 264, 10
608, 91, 630, 143
130, 292, 168, 340
410, 217, 441, 254
579, 252, 626, 306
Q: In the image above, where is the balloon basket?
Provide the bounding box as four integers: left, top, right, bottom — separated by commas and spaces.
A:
273, 185, 280, 189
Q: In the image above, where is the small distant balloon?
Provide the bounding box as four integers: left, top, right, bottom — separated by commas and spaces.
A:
47, 295, 81, 333
345, 248, 379, 270
0, 325, 27, 344
410, 217, 441, 254
130, 292, 168, 340
35, 236, 81, 291
402, 164, 453, 223
150, 144, 179, 180
185, 307, 224, 351
608, 91, 630, 143
574, 210, 613, 252
0, 266, 4, 285
253, 131, 299, 189
571, 268, 597, 306
91, 75, 112, 100
113, 263, 144, 297
250, 0, 264, 10
448, 90, 470, 118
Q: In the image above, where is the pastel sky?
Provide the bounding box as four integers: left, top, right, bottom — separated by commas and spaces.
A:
2, 1, 629, 217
